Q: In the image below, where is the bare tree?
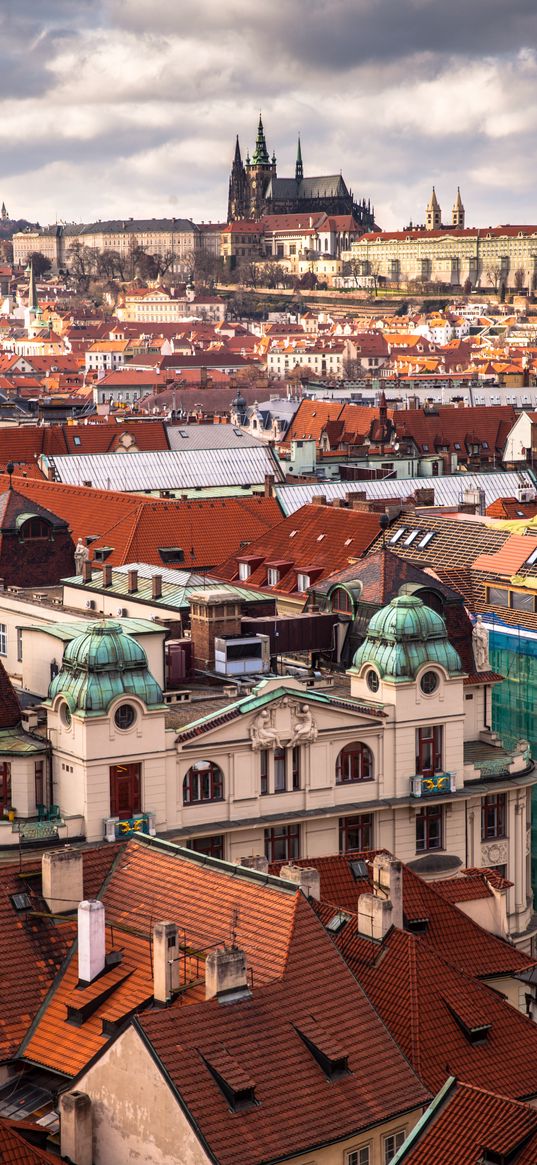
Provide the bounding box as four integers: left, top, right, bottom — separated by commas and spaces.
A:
67, 242, 97, 290
27, 251, 52, 278
485, 262, 502, 292
514, 267, 526, 292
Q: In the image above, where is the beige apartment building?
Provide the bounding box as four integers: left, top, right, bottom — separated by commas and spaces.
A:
13, 219, 200, 274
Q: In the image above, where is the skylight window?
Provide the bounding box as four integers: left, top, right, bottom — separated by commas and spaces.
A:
418, 531, 435, 549
326, 911, 351, 934
317, 534, 326, 541
404, 530, 420, 546
526, 547, 537, 566
344, 538, 353, 546
422, 443, 429, 452
454, 442, 461, 450
11, 892, 31, 911
349, 859, 369, 881
389, 528, 406, 545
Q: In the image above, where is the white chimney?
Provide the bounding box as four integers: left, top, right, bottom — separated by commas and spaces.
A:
42, 847, 83, 913
238, 855, 269, 874
357, 855, 403, 941
279, 863, 320, 900
78, 900, 105, 984
153, 921, 180, 1003
60, 1090, 92, 1165
205, 947, 250, 1002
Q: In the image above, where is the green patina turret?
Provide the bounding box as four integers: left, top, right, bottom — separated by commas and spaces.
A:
48, 621, 163, 715
352, 595, 463, 681
251, 114, 270, 166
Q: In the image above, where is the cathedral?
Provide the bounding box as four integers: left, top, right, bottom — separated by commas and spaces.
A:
227, 116, 377, 228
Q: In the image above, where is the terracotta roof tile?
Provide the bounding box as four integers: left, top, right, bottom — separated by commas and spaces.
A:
0, 1119, 59, 1164
398, 1079, 537, 1165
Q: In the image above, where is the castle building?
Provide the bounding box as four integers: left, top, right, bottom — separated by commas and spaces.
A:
227, 115, 377, 230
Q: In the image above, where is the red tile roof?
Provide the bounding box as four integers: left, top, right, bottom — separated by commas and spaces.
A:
0, 474, 282, 570
136, 893, 428, 1165
0, 1119, 58, 1164
397, 1079, 537, 1165
0, 421, 170, 469
217, 503, 383, 594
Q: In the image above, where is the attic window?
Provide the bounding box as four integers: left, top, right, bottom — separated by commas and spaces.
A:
349, 859, 369, 881
482, 441, 489, 449
289, 530, 298, 538
11, 892, 31, 911
317, 534, 326, 541
404, 530, 420, 546
422, 444, 429, 452
445, 1001, 491, 1045
418, 531, 435, 549
404, 916, 429, 934
73, 436, 81, 446
158, 547, 185, 564
201, 1049, 257, 1111
454, 442, 461, 450
525, 547, 537, 566
344, 538, 353, 546
94, 546, 114, 562
389, 528, 405, 545
326, 910, 351, 934
295, 1018, 349, 1080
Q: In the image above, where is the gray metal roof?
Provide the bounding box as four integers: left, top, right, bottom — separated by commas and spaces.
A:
63, 564, 264, 609
166, 424, 265, 452
275, 471, 536, 515
43, 445, 284, 491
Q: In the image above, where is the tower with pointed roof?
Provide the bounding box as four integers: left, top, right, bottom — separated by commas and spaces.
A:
452, 186, 465, 229
245, 115, 275, 220
295, 135, 303, 182
227, 136, 249, 222
0, 202, 8, 221
426, 187, 442, 231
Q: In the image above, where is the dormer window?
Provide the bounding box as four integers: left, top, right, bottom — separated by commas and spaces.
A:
19, 516, 52, 541
238, 562, 251, 581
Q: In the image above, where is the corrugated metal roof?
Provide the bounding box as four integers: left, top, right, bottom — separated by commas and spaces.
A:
63, 564, 265, 609
166, 425, 265, 452
43, 446, 284, 491
275, 471, 535, 515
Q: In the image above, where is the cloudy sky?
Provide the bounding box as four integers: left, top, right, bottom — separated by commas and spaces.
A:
2, 0, 537, 230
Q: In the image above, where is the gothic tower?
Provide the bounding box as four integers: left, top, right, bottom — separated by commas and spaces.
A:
452, 187, 465, 229
227, 136, 249, 221
425, 187, 442, 231
245, 115, 275, 219
295, 135, 303, 183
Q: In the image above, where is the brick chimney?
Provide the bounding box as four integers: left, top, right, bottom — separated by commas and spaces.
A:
82, 560, 92, 582
189, 589, 242, 670
357, 855, 403, 941
264, 473, 275, 497
42, 847, 83, 913
206, 946, 250, 1002
279, 864, 320, 900
60, 1091, 92, 1165
78, 900, 105, 984
102, 564, 112, 587
152, 573, 163, 600
310, 494, 327, 506
238, 855, 269, 874
128, 568, 138, 593
153, 921, 180, 1003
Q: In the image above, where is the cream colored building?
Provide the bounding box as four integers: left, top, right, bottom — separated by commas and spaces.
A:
12, 591, 533, 946
13, 219, 200, 275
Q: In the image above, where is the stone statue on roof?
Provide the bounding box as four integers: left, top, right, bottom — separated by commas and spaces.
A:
250, 707, 283, 751
289, 702, 317, 746
472, 614, 490, 672
74, 538, 89, 575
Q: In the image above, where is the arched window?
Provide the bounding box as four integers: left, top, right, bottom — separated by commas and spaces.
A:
331, 587, 353, 615
20, 517, 51, 541
336, 743, 373, 784
183, 760, 224, 805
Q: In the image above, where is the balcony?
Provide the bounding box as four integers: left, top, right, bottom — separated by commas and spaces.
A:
105, 812, 156, 841
464, 738, 532, 783
410, 771, 455, 798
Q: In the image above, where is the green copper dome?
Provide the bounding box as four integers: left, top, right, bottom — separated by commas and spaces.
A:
352, 595, 462, 682
48, 621, 163, 715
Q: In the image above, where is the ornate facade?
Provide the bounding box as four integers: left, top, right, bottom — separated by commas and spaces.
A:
228, 116, 377, 229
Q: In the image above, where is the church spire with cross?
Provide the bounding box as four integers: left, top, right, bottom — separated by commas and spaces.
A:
295, 134, 303, 182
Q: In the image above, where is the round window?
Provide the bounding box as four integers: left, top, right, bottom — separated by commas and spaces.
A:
60, 702, 72, 728
366, 669, 380, 693
114, 703, 136, 730
420, 670, 439, 695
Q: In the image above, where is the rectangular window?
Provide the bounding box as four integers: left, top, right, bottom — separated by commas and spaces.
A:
347, 1149, 370, 1165
274, 747, 286, 792
296, 572, 310, 591
416, 725, 443, 775
0, 624, 7, 656
416, 805, 443, 852
487, 586, 509, 607
481, 793, 507, 840
35, 760, 44, 808
267, 567, 280, 586
511, 590, 535, 612
0, 762, 11, 810
292, 746, 300, 790
260, 749, 269, 796
186, 834, 224, 860
339, 814, 373, 853
238, 562, 251, 581
264, 824, 299, 863
384, 1131, 405, 1163
16, 629, 23, 663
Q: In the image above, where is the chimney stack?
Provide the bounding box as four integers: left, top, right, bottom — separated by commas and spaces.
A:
152, 573, 163, 600
206, 946, 250, 1002
189, 589, 242, 670
153, 921, 180, 1003
128, 568, 138, 593
238, 855, 269, 874
357, 855, 403, 941
102, 564, 112, 587
82, 560, 92, 582
78, 900, 106, 984
264, 473, 275, 498
60, 1091, 92, 1165
42, 847, 83, 913
279, 863, 320, 900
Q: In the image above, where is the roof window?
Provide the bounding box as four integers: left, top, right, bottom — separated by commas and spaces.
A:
418, 531, 435, 549
404, 530, 420, 546
445, 1001, 491, 1045
158, 547, 185, 564
201, 1049, 257, 1111
317, 533, 326, 541
326, 910, 351, 934
422, 443, 429, 452
10, 892, 31, 911
295, 1017, 349, 1080
349, 859, 369, 881
389, 528, 406, 545
525, 547, 537, 566
454, 442, 461, 450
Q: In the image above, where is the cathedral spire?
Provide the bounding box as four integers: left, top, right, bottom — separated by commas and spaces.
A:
0, 202, 7, 221
227, 134, 249, 222
452, 186, 465, 229
252, 114, 270, 166
295, 134, 303, 182
27, 258, 38, 312
426, 186, 442, 231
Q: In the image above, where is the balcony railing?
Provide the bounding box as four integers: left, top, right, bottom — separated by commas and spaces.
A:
410, 772, 455, 798
104, 813, 156, 841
